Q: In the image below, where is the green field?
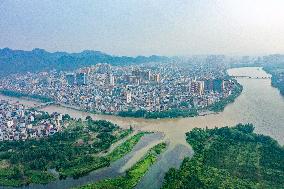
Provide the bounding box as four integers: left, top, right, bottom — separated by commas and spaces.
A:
78, 142, 167, 189
106, 132, 146, 162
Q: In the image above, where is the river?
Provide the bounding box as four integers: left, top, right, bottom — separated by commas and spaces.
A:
1, 67, 284, 189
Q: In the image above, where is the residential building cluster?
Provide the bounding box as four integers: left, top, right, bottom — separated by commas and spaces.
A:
0, 100, 63, 141
0, 61, 237, 114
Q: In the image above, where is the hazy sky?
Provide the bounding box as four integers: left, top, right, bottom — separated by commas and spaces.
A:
1, 0, 284, 56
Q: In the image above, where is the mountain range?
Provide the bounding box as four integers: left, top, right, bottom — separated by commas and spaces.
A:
0, 48, 170, 76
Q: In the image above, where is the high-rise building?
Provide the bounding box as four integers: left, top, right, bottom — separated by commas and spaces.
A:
132, 69, 151, 81
108, 74, 115, 86
153, 74, 161, 83
191, 81, 204, 95
125, 91, 132, 103
213, 79, 223, 93
199, 81, 205, 95
222, 80, 226, 92
144, 70, 151, 80
204, 79, 214, 92
76, 73, 88, 85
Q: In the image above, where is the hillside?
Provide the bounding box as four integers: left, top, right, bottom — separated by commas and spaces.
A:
0, 48, 169, 76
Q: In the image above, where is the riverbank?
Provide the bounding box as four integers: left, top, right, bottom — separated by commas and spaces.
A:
77, 142, 167, 189
262, 66, 284, 96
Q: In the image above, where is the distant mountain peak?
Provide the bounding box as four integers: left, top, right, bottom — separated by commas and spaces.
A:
32, 48, 48, 54
0, 47, 12, 52
79, 50, 107, 56
0, 48, 170, 76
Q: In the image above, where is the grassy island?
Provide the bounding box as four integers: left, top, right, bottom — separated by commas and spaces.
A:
106, 132, 145, 162
77, 142, 167, 189
162, 124, 284, 189
0, 118, 143, 187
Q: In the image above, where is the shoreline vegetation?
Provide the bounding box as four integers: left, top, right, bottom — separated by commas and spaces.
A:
0, 117, 147, 187
263, 67, 284, 96
117, 108, 198, 119
162, 124, 284, 188
76, 142, 167, 189
0, 79, 243, 119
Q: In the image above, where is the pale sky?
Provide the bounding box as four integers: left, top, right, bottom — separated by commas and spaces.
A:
1, 0, 284, 56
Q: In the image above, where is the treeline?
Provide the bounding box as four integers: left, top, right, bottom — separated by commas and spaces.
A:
263, 66, 284, 96
162, 124, 284, 188
0, 118, 133, 186
118, 108, 198, 119
271, 76, 284, 95
0, 89, 53, 103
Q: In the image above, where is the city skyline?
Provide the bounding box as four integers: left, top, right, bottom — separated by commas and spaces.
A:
1, 0, 284, 56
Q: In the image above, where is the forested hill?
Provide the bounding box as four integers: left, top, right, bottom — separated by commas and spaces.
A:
259, 55, 284, 96
0, 48, 169, 75
162, 124, 284, 189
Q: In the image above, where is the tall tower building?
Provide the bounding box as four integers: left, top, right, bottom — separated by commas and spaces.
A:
199, 81, 205, 95
213, 79, 223, 93
108, 74, 115, 86
76, 73, 88, 85
191, 81, 204, 95
204, 79, 214, 92
153, 74, 161, 83
125, 91, 132, 103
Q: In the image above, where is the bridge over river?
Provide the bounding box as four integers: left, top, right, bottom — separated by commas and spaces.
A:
232, 75, 272, 79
